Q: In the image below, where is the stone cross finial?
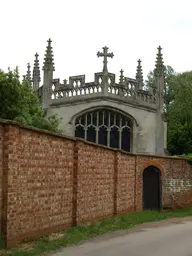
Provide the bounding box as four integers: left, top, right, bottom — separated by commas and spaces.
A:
119, 69, 124, 84
158, 46, 162, 52
97, 46, 114, 72
48, 38, 52, 44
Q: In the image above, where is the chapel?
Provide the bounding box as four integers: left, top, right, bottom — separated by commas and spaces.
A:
25, 39, 166, 155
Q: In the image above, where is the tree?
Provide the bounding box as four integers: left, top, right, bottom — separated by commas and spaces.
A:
145, 66, 192, 155
145, 65, 176, 114
167, 72, 192, 155
0, 68, 61, 132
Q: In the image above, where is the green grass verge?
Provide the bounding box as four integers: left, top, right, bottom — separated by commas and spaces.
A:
176, 153, 192, 158
1, 207, 192, 256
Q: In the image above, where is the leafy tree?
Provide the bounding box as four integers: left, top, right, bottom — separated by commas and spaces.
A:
145, 66, 192, 155
145, 65, 176, 114
167, 72, 192, 155
0, 68, 61, 132
163, 65, 175, 111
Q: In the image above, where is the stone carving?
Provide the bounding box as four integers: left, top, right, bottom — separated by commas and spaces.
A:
43, 38, 55, 71
26, 63, 32, 86
26, 39, 166, 155
32, 53, 41, 91
27, 41, 162, 109
119, 69, 124, 85
75, 109, 131, 151
136, 59, 144, 89
97, 46, 114, 72
154, 46, 164, 77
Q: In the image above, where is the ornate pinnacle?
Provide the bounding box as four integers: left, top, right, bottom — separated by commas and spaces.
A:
136, 59, 144, 89
22, 75, 26, 84
119, 69, 124, 84
33, 53, 41, 81
26, 63, 32, 86
97, 46, 114, 72
43, 38, 55, 71
154, 46, 164, 76
32, 53, 41, 90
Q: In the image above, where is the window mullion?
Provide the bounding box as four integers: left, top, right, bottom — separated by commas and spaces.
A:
74, 111, 131, 153
107, 112, 111, 147
96, 111, 99, 143
107, 128, 110, 147
85, 114, 87, 140
119, 117, 122, 149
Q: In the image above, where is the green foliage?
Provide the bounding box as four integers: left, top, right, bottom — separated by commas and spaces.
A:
163, 65, 175, 112
167, 72, 192, 155
0, 68, 61, 132
146, 66, 192, 156
145, 65, 176, 114
0, 233, 5, 249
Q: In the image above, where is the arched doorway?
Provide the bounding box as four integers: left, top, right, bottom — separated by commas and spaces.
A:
143, 166, 162, 210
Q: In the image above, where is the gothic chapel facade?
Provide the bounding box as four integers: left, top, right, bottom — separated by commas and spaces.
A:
26, 39, 167, 155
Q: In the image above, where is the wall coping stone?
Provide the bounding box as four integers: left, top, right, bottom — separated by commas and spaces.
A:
0, 118, 189, 161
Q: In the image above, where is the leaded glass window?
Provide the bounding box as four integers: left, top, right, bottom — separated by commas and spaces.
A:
75, 109, 132, 152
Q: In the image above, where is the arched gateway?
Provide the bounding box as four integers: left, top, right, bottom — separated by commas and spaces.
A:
143, 166, 162, 210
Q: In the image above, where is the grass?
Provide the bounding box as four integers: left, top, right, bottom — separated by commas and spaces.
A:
176, 153, 192, 158
175, 153, 192, 165
1, 207, 192, 256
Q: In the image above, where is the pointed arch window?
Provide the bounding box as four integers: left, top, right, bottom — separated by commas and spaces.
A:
75, 109, 132, 152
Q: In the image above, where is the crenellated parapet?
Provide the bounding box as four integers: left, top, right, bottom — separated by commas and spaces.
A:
49, 71, 156, 110
27, 40, 165, 112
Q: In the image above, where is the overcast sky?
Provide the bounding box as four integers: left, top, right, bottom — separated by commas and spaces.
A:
1, 0, 192, 83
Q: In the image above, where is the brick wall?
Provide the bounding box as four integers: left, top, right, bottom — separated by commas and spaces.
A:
76, 142, 115, 224
0, 124, 3, 233
0, 121, 191, 248
116, 153, 136, 214
136, 156, 192, 210
4, 124, 75, 246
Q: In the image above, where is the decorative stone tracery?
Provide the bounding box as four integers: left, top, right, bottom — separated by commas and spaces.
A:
75, 109, 132, 152
29, 39, 166, 155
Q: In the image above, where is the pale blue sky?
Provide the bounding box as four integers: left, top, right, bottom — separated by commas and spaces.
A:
1, 0, 192, 83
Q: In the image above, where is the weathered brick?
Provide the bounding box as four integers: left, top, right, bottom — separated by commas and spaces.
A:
0, 121, 191, 248
0, 124, 4, 233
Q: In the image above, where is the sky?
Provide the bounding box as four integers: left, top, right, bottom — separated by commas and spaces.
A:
1, 0, 192, 84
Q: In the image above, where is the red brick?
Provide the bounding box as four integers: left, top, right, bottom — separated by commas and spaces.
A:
0, 121, 191, 248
